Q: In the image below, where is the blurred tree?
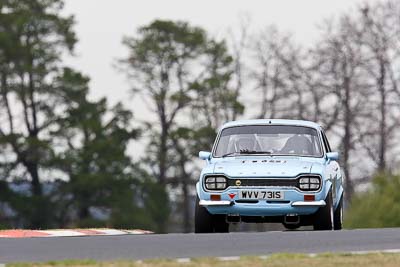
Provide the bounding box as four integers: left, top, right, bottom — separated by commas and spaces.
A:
122, 20, 207, 232
0, 0, 157, 231
184, 40, 244, 230
355, 1, 400, 174
51, 68, 153, 229
249, 26, 309, 120
227, 15, 251, 121
121, 20, 203, 232
308, 1, 400, 195
250, 26, 289, 119
309, 15, 371, 200
191, 39, 244, 131
345, 173, 400, 228
122, 20, 243, 232
173, 41, 244, 232
0, 0, 76, 228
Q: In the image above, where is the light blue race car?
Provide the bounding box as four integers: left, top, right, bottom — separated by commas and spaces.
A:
195, 119, 344, 233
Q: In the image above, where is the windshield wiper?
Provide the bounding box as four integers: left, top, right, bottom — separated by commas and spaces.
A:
221, 150, 272, 157
221, 152, 240, 157
239, 150, 272, 155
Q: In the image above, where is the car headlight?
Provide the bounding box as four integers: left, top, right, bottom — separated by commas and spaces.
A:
298, 176, 321, 191
205, 176, 227, 190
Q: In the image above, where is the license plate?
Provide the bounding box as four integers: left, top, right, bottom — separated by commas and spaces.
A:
239, 190, 284, 200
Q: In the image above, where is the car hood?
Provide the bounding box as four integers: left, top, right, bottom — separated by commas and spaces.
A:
213, 157, 315, 177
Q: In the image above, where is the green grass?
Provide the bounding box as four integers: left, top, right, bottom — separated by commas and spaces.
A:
8, 252, 400, 267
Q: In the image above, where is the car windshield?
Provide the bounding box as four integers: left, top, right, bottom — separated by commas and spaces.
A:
213, 125, 323, 157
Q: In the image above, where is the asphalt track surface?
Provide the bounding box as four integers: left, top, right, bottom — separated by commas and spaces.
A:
1, 228, 400, 263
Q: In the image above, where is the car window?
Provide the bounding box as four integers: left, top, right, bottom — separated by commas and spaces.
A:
214, 125, 323, 157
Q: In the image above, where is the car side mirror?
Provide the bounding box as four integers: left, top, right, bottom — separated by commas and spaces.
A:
199, 151, 211, 160
326, 152, 339, 161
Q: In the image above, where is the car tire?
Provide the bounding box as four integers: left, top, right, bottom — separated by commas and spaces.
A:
313, 190, 334, 231
194, 196, 229, 233
334, 194, 343, 230
283, 223, 301, 230
213, 215, 229, 233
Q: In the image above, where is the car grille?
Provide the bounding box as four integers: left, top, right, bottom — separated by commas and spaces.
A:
226, 178, 298, 188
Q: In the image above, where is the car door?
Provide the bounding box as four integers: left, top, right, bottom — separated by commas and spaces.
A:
321, 130, 340, 203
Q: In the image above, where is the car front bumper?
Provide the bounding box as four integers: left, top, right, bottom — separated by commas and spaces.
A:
197, 185, 328, 216
199, 199, 326, 207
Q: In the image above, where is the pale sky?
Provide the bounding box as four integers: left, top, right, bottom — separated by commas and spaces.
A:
63, 0, 382, 121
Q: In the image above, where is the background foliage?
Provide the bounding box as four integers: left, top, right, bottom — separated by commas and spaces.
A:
1, 0, 400, 232
345, 173, 400, 229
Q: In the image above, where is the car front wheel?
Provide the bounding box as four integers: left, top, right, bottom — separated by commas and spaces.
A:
283, 223, 301, 230
313, 190, 334, 231
194, 196, 229, 233
334, 194, 343, 230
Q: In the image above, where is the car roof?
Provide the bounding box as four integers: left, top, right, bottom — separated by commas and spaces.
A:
220, 119, 322, 131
